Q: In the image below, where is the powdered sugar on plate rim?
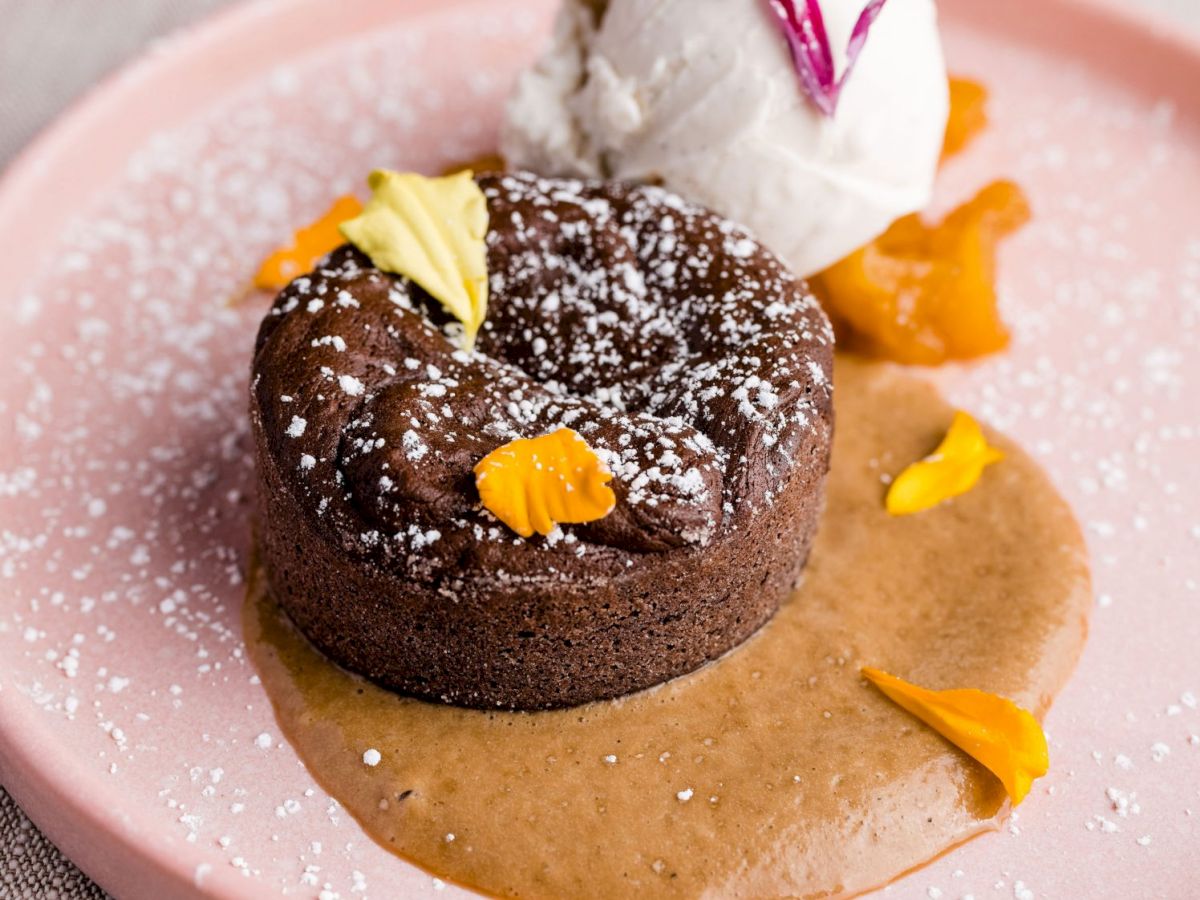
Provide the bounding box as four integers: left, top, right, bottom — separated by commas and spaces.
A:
0, 0, 1198, 897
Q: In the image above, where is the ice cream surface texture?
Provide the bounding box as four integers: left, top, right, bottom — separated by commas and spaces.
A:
502, 0, 950, 276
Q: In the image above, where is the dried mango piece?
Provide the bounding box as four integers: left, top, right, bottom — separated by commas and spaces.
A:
886, 411, 1003, 516
942, 77, 989, 160
474, 428, 616, 538
340, 170, 489, 350
813, 180, 1031, 365
862, 667, 1048, 805
254, 195, 363, 291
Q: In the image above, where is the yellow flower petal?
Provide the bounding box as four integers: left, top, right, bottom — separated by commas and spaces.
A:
886, 411, 1004, 516
340, 169, 489, 350
862, 667, 1048, 805
254, 194, 363, 291
474, 428, 616, 538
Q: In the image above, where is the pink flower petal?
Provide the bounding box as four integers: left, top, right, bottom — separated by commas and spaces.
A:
765, 0, 891, 116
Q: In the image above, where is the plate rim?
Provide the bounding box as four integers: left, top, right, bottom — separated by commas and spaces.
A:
0, 0, 1197, 897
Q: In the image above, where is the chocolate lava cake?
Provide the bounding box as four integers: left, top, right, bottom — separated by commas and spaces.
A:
250, 172, 834, 710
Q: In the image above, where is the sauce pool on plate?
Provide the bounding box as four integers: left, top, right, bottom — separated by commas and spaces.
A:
246, 357, 1090, 899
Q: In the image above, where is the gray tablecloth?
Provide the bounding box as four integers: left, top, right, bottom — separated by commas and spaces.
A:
0, 790, 108, 900
0, 0, 1196, 896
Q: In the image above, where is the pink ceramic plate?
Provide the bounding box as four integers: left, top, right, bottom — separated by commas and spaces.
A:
0, 0, 1197, 896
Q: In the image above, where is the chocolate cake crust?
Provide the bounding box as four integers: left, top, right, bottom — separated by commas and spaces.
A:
251, 172, 833, 709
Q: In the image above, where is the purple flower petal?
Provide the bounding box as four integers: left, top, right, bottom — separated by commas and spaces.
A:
765, 0, 892, 116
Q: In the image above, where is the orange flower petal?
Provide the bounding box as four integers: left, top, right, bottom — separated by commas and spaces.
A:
886, 411, 1004, 516
254, 194, 363, 291
474, 428, 616, 538
862, 667, 1048, 805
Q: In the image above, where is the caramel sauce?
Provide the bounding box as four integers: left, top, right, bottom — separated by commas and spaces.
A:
246, 357, 1090, 898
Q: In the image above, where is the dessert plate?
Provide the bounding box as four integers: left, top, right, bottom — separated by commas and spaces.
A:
0, 0, 1197, 897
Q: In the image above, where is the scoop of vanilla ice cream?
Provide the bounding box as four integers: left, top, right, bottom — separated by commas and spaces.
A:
502, 0, 949, 276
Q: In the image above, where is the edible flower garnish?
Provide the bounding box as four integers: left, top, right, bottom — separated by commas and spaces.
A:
862, 667, 1048, 805
254, 195, 363, 291
764, 0, 889, 116
886, 411, 1003, 516
942, 77, 989, 160
340, 170, 489, 350
474, 428, 616, 538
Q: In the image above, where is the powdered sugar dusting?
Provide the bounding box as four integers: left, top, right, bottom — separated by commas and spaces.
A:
0, 5, 548, 897
253, 172, 832, 578
0, 3, 1197, 898
898, 16, 1200, 900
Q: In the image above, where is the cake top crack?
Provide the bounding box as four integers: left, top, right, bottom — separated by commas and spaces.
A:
251, 173, 833, 582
